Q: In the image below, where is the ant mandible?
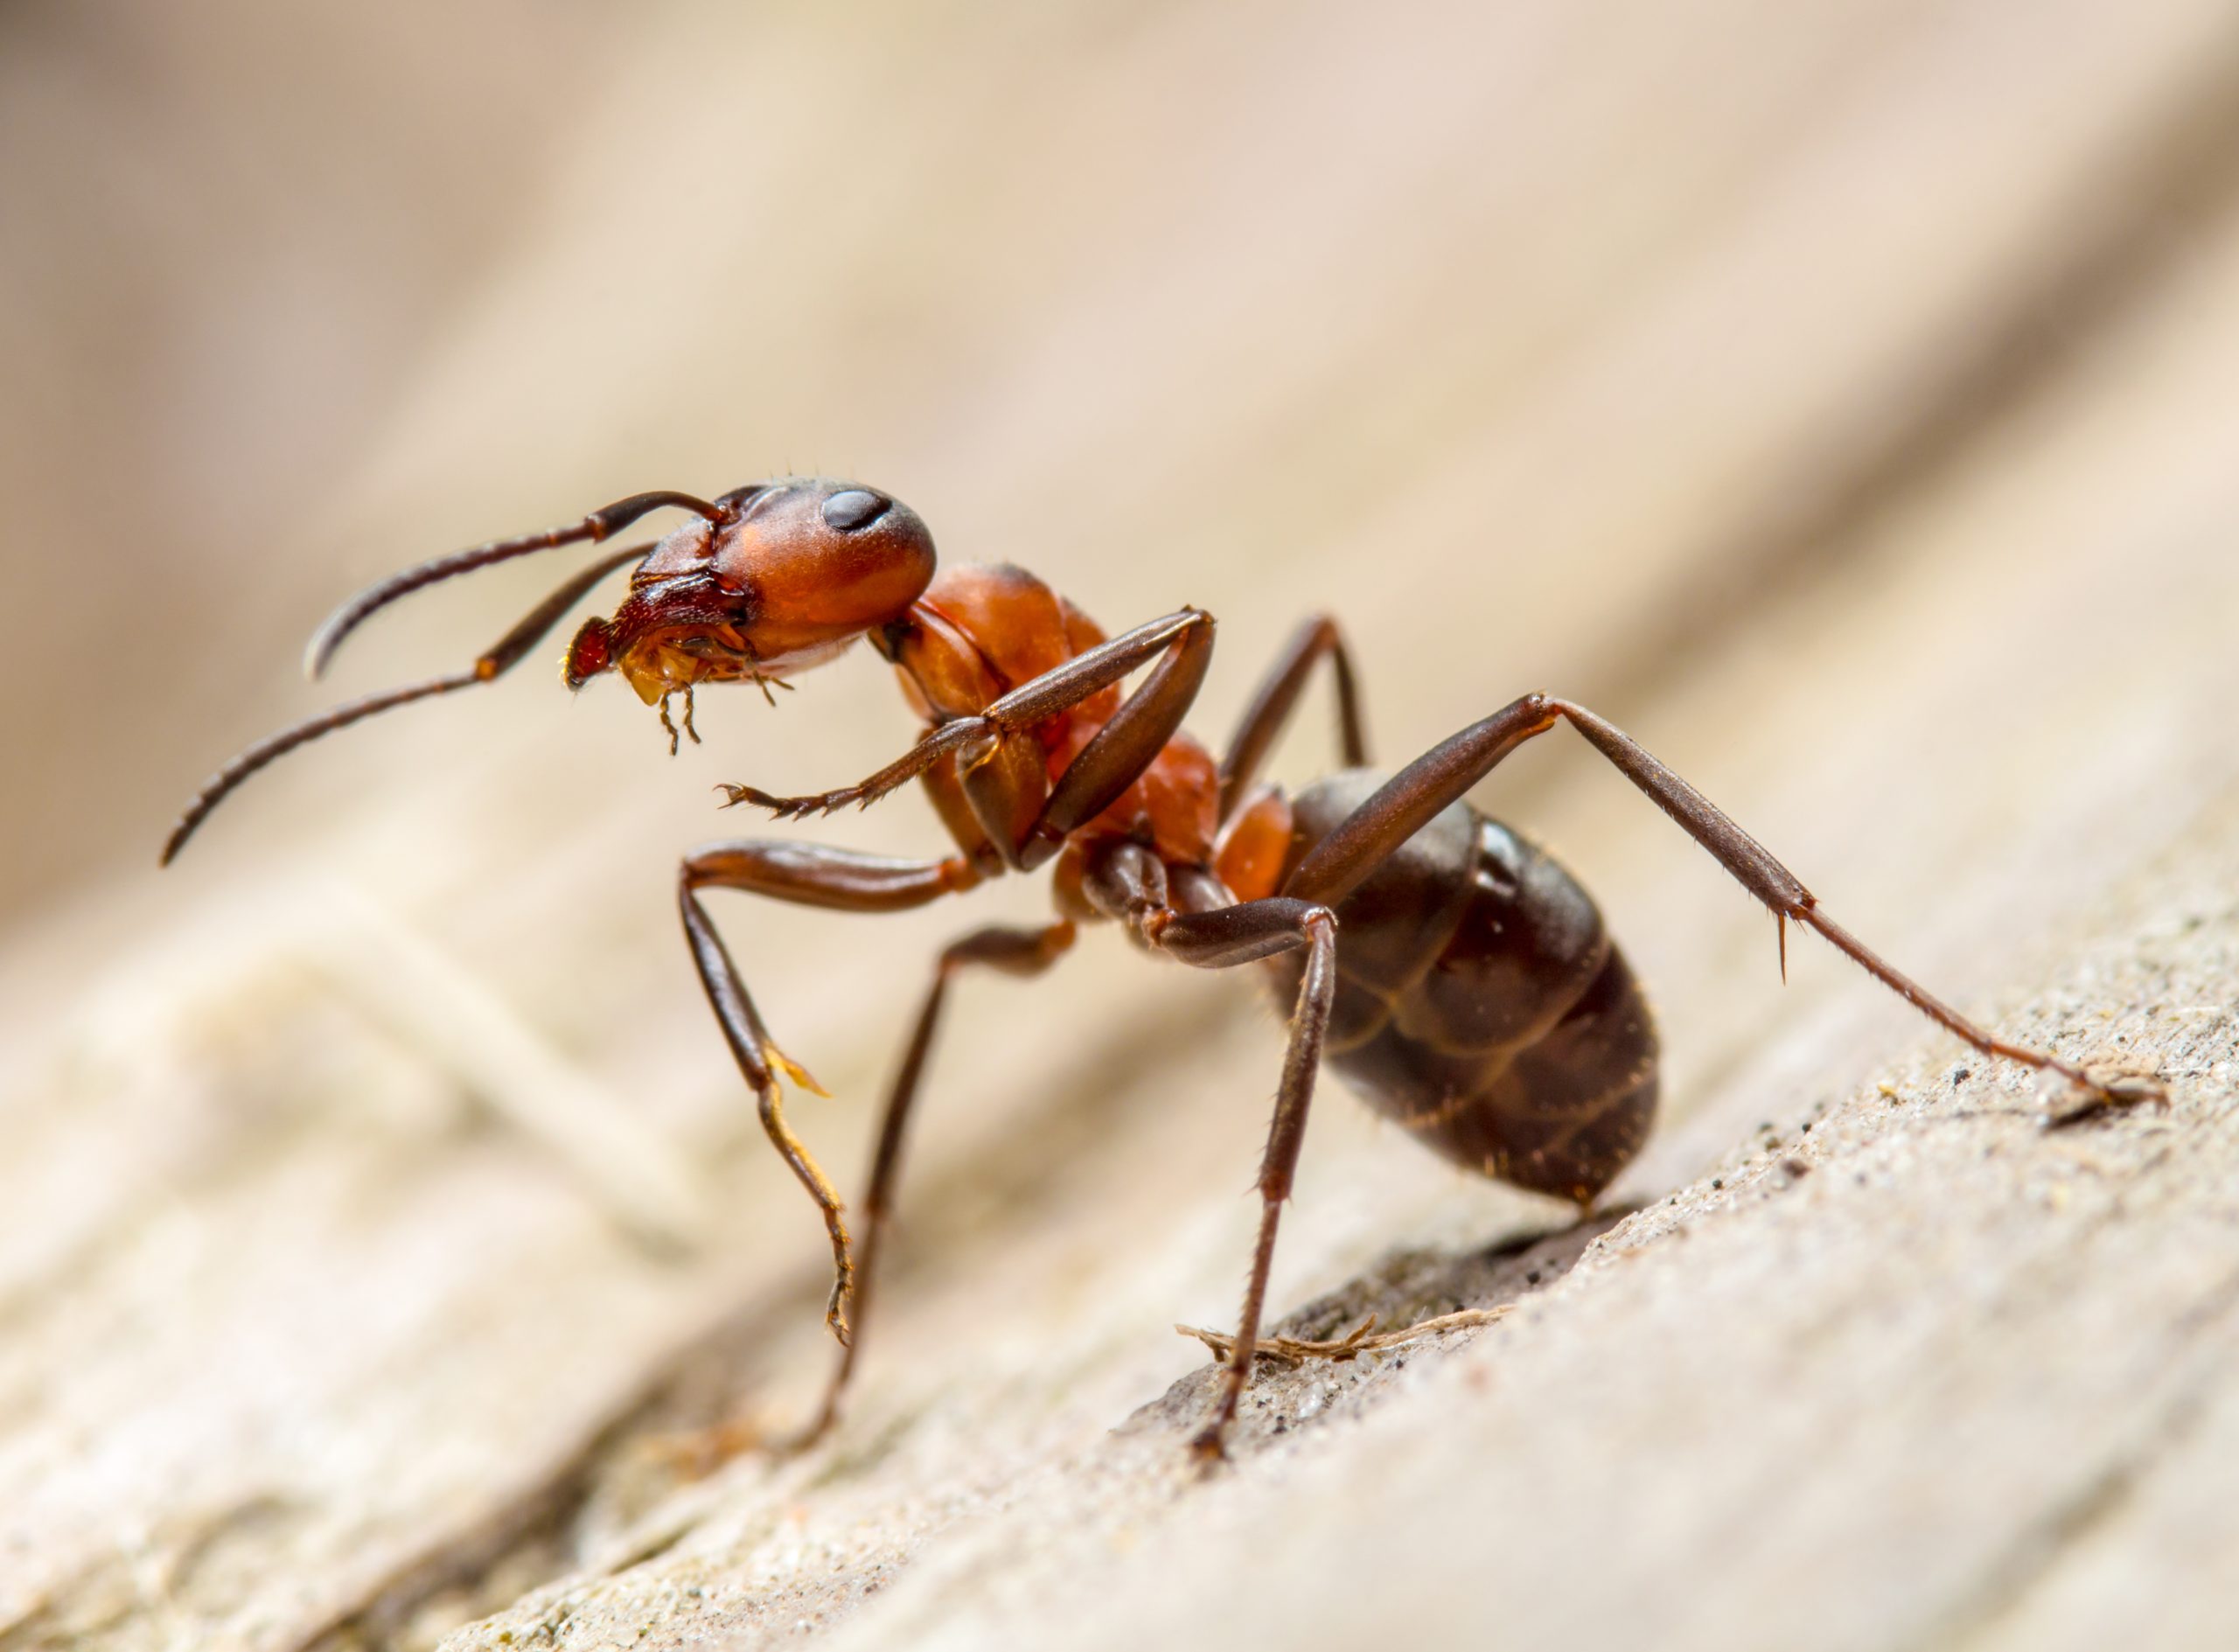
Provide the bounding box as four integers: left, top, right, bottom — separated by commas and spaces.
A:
163, 477, 2163, 1459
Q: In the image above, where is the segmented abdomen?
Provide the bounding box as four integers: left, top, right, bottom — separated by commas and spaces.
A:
1272, 771, 1659, 1204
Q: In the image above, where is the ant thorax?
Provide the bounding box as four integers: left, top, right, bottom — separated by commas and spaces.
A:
885, 563, 1219, 868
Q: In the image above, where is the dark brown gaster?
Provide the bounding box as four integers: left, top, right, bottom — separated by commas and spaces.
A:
164, 478, 2165, 1462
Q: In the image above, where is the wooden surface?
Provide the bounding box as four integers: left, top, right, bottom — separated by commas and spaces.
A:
3, 3, 2238, 1649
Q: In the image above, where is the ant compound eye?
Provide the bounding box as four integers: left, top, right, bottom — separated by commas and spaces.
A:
821, 489, 891, 533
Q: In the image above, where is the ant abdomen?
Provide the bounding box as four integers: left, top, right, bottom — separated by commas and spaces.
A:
1270, 770, 1660, 1204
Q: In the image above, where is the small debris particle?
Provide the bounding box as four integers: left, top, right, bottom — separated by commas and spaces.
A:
1273, 1416, 1288, 1435
1953, 1067, 1972, 1084
1878, 1083, 1900, 1099
1781, 1157, 1810, 1178
1525, 1269, 1542, 1285
1800, 1120, 1812, 1133
1711, 1178, 1724, 1189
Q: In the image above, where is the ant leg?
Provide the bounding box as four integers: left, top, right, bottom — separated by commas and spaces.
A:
1217, 615, 1371, 822
889, 607, 1220, 878
680, 842, 980, 1347
719, 608, 1216, 822
787, 919, 1077, 1450
164, 540, 652, 863
1015, 614, 1217, 869
1085, 847, 1339, 1458
1160, 897, 1338, 1460
1285, 694, 2160, 1112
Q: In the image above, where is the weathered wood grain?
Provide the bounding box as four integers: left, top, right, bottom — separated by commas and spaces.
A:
2, 3, 2236, 1649
439, 174, 2239, 1652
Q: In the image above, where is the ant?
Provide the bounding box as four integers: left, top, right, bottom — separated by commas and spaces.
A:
164, 477, 2164, 1459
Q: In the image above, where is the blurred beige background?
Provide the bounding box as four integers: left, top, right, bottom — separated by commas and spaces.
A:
3, 3, 2238, 1650
7, 0, 2222, 939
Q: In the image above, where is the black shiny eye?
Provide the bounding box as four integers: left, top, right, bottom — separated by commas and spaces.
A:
821, 489, 890, 533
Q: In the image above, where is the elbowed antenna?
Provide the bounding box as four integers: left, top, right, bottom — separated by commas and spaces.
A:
304, 490, 725, 679
163, 540, 652, 864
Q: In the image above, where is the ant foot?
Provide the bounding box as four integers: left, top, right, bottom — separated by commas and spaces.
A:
716, 782, 829, 819
767, 1409, 840, 1460
1180, 1314, 1378, 1367
1177, 1305, 1508, 1366
645, 1404, 839, 1478
643, 1415, 764, 1480
2045, 1071, 2169, 1130
715, 781, 874, 819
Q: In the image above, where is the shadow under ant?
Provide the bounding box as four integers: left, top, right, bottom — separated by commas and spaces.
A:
1130, 1201, 1645, 1454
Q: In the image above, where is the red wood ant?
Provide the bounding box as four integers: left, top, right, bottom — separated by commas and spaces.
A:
164, 477, 2160, 1458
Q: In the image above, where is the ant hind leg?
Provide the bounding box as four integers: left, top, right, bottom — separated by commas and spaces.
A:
1281, 693, 2164, 1116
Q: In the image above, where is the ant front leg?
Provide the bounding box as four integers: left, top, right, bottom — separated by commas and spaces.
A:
1285, 694, 2165, 1116
721, 608, 1215, 836
679, 841, 980, 1347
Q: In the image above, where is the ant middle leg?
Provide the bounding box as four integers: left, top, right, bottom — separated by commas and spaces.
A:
787, 918, 1077, 1450
1217, 614, 1371, 822
680, 841, 980, 1347
1082, 844, 1341, 1458
1157, 896, 1338, 1459
1284, 694, 2161, 1112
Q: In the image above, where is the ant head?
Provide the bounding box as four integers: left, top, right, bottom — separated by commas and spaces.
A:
568, 477, 936, 704
161, 477, 938, 865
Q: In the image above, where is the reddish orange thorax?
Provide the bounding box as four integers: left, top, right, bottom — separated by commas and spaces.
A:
883, 564, 1218, 867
